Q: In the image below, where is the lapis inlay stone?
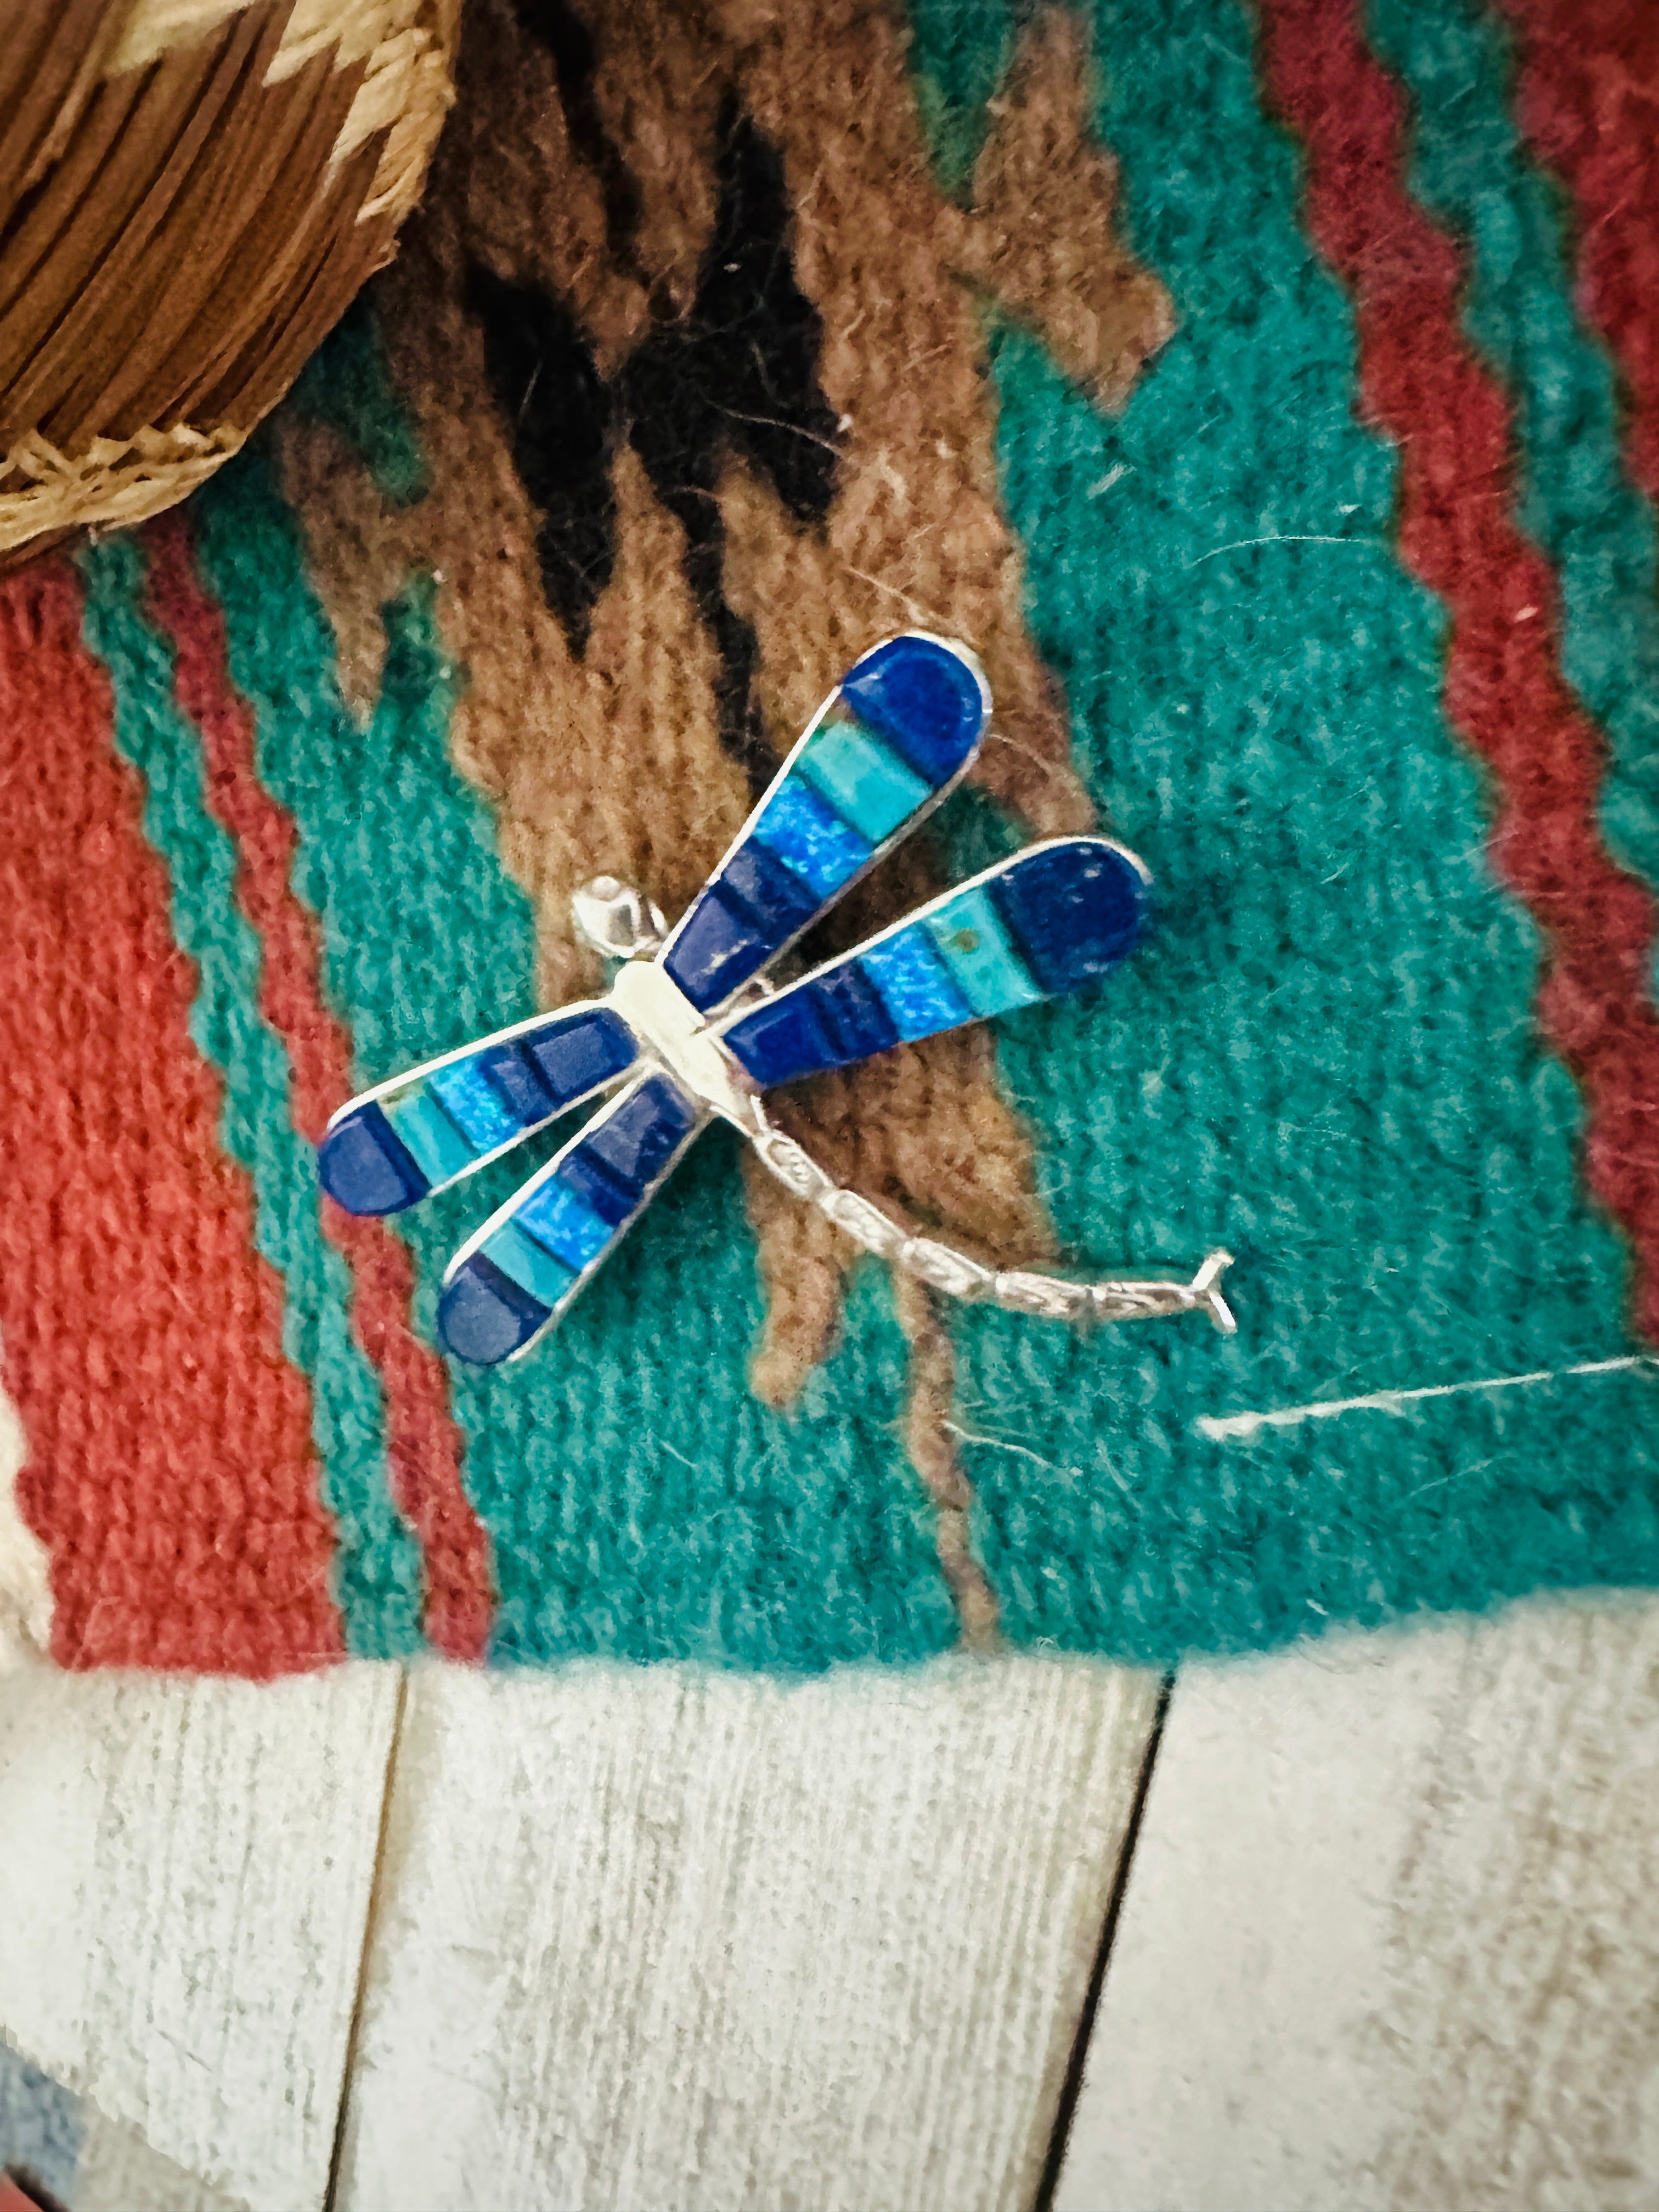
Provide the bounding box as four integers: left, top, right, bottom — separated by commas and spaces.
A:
722, 991, 839, 1089
990, 840, 1149, 994
812, 963, 899, 1064
664, 840, 825, 1010
858, 929, 973, 1041
838, 635, 987, 785
753, 778, 871, 899
476, 1040, 556, 1127
584, 1075, 699, 1188
517, 1177, 614, 1272
720, 838, 822, 938
437, 1254, 549, 1365
724, 962, 905, 1087
662, 885, 772, 1013
523, 1008, 637, 1107
558, 1144, 640, 1227
428, 1058, 521, 1152
317, 1101, 427, 1215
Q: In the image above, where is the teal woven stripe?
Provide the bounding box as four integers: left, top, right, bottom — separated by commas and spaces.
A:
914, 0, 1659, 1662
905, 0, 1019, 198
193, 443, 956, 1671
1368, 0, 1659, 938
77, 534, 425, 1660
287, 293, 428, 506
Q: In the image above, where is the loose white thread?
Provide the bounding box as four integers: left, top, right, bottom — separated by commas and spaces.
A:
1195, 1355, 1653, 1443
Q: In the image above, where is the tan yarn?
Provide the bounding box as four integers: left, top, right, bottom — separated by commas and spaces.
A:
0, 0, 455, 560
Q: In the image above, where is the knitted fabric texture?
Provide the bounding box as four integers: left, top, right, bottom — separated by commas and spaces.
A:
3, 0, 1658, 1673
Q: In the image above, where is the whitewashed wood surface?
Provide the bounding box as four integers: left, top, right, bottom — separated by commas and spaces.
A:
4, 1602, 1659, 2211
334, 1656, 1157, 2212
0, 1662, 399, 2212
1052, 1595, 1659, 2212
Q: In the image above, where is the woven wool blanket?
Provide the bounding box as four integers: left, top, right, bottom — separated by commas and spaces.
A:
3, 0, 1657, 1675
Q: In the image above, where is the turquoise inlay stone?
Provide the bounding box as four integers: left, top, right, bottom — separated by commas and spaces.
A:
753, 776, 872, 898
384, 1087, 476, 1186
483, 1222, 577, 1311
428, 1057, 522, 1151
925, 886, 1043, 1016
798, 715, 930, 845
858, 927, 973, 1041
517, 1176, 616, 1272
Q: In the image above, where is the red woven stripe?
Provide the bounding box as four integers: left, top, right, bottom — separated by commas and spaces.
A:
1497, 1, 1659, 500
142, 509, 495, 1661
0, 560, 343, 1672
1258, 0, 1659, 1343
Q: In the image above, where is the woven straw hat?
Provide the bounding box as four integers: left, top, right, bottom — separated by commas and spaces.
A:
0, 0, 457, 566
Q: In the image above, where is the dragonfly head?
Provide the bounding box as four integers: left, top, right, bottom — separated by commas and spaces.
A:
571, 875, 668, 962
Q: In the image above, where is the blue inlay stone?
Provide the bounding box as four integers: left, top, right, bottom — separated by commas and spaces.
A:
924, 885, 1043, 1017
428, 1057, 521, 1151
838, 635, 987, 785
437, 1254, 548, 1365
990, 840, 1150, 994
558, 1143, 640, 1227
584, 1075, 699, 1189
723, 990, 839, 1089
522, 1007, 637, 1108
483, 1221, 578, 1310
858, 927, 973, 1041
317, 1101, 427, 1215
752, 777, 872, 899
720, 838, 821, 936
662, 840, 825, 1011
384, 1088, 476, 1186
812, 962, 900, 1063
797, 715, 929, 844
517, 1177, 615, 1272
476, 1040, 555, 1127
662, 884, 773, 1013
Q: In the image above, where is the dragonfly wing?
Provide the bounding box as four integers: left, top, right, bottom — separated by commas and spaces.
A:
658, 633, 990, 1015
436, 1070, 703, 1365
318, 1001, 639, 1216
715, 838, 1151, 1088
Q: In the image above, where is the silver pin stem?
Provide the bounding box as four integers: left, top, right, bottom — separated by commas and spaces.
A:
748, 1102, 1235, 1334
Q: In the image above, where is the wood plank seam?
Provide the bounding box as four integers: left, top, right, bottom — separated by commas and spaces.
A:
1030, 1669, 1173, 2212
324, 1665, 409, 2212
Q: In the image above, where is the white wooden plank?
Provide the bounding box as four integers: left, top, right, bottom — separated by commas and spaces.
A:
0, 1660, 399, 2212
1054, 1595, 1659, 2212
336, 1654, 1160, 2212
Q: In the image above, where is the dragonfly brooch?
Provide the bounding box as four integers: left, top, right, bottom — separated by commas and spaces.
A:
319, 632, 1235, 1365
